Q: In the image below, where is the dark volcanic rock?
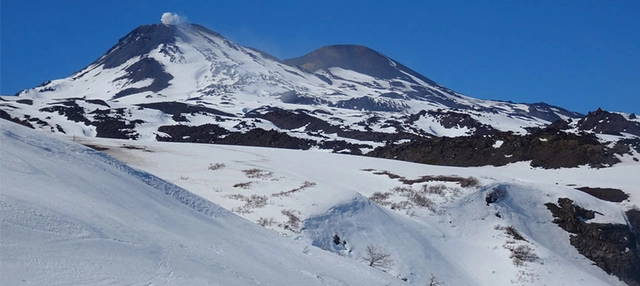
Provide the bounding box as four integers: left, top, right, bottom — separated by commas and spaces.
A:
35, 98, 142, 139
217, 129, 314, 150
577, 108, 640, 136
113, 57, 174, 99
39, 100, 91, 125
545, 198, 640, 286
1, 110, 34, 129
16, 99, 33, 105
246, 106, 417, 143
157, 122, 372, 153
85, 99, 110, 107
93, 24, 178, 69
29, 98, 144, 139
92, 117, 142, 139
157, 124, 314, 150
367, 129, 624, 168
575, 187, 629, 203
318, 140, 372, 155
157, 124, 229, 143
407, 110, 497, 136
284, 45, 444, 89
245, 107, 338, 132
526, 102, 583, 122
137, 101, 235, 117
90, 108, 143, 139
331, 96, 408, 112
628, 209, 640, 252
619, 138, 640, 153
546, 119, 571, 131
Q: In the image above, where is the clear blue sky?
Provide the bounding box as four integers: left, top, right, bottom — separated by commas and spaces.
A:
1, 0, 638, 114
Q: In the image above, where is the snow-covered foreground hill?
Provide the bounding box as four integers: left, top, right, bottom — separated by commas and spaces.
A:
0, 120, 407, 286
73, 129, 640, 285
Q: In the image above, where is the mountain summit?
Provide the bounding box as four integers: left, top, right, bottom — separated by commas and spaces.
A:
1, 20, 623, 156
94, 24, 180, 69
284, 45, 441, 87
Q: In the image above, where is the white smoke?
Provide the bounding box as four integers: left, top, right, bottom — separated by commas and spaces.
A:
161, 12, 184, 25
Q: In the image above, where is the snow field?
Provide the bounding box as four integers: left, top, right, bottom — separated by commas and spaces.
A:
1, 120, 406, 286
74, 133, 638, 285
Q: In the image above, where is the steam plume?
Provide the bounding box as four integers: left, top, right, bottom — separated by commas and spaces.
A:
161, 12, 184, 25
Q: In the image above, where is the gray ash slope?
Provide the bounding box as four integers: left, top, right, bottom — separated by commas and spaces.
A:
284, 45, 443, 88
1, 21, 638, 167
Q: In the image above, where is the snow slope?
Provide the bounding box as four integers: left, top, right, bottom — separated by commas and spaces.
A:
0, 120, 406, 286
75, 133, 639, 285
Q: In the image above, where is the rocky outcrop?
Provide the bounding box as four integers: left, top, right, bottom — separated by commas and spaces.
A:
39, 100, 91, 125
0, 110, 34, 129
628, 209, 640, 252
113, 58, 174, 99
407, 109, 497, 136
137, 101, 235, 117
575, 187, 629, 203
545, 198, 640, 286
577, 108, 640, 136
156, 123, 370, 153
245, 106, 417, 143
367, 129, 625, 169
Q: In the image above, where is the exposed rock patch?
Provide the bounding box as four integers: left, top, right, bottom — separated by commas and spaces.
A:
156, 123, 369, 153
331, 96, 408, 112
575, 187, 629, 203
367, 129, 624, 168
545, 198, 640, 286
407, 109, 497, 136
525, 102, 583, 122
90, 108, 143, 139
113, 57, 174, 99
92, 24, 178, 69
16, 99, 33, 105
627, 209, 640, 252
157, 124, 229, 143
216, 129, 314, 150
577, 108, 640, 136
39, 100, 91, 124
0, 110, 35, 129
245, 106, 416, 143
137, 101, 235, 117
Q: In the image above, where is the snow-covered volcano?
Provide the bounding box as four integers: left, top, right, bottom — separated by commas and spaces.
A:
2, 18, 640, 286
1, 21, 587, 153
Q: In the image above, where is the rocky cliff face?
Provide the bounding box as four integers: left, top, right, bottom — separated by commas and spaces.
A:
545, 198, 640, 286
